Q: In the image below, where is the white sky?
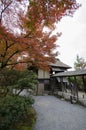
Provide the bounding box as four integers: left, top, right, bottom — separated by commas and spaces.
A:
55, 0, 86, 70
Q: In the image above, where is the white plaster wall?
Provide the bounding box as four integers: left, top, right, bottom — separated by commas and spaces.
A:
44, 71, 50, 78
38, 69, 50, 79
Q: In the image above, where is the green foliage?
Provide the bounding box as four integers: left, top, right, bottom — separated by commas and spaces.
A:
15, 107, 36, 130
0, 69, 37, 96
0, 69, 37, 130
76, 77, 83, 90
74, 55, 86, 70
15, 70, 37, 89
0, 95, 34, 130
67, 77, 74, 83
73, 55, 86, 90
67, 77, 83, 90
0, 69, 17, 86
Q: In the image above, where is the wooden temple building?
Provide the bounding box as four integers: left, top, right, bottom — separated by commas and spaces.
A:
36, 59, 71, 95
35, 58, 86, 103
31, 57, 86, 105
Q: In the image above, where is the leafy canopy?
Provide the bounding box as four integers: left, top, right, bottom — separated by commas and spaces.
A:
0, 0, 80, 70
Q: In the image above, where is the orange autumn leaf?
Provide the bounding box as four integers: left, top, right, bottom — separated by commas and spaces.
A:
0, 0, 81, 70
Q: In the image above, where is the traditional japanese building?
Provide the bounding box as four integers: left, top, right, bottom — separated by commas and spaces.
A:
36, 59, 71, 95
52, 69, 86, 103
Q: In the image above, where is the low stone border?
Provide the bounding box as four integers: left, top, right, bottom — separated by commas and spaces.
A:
54, 91, 86, 107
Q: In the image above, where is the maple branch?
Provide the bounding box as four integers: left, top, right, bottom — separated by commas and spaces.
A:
0, 49, 19, 69
0, 40, 17, 60
7, 41, 17, 48
9, 60, 31, 65
0, 0, 13, 22
6, 50, 19, 63
6, 60, 30, 68
0, 40, 8, 58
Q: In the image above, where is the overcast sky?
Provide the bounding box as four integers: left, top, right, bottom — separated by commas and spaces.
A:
55, 0, 86, 70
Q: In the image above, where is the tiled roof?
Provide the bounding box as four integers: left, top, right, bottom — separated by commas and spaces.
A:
50, 59, 71, 69
52, 69, 86, 77
51, 68, 64, 72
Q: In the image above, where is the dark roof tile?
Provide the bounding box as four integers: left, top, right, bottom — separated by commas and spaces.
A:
50, 59, 71, 69
53, 69, 86, 77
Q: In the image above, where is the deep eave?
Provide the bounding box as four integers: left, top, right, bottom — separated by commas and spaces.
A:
50, 59, 71, 69
52, 69, 86, 77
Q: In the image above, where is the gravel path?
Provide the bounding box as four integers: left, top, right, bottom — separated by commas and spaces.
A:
33, 95, 86, 130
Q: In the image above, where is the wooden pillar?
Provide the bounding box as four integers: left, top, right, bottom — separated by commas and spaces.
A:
74, 76, 78, 102
82, 75, 86, 93
61, 77, 64, 97
50, 77, 56, 95
68, 77, 73, 104
82, 75, 86, 100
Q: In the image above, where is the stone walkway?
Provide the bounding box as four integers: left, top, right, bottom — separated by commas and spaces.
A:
33, 95, 86, 130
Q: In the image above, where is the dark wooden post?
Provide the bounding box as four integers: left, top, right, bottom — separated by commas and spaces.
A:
50, 77, 56, 95
82, 75, 85, 92
74, 76, 78, 102
68, 76, 74, 104
61, 77, 64, 97
82, 75, 86, 98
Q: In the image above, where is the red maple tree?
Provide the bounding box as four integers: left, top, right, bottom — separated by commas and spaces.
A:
0, 0, 80, 70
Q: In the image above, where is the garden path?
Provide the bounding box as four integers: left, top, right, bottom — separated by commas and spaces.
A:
33, 95, 86, 130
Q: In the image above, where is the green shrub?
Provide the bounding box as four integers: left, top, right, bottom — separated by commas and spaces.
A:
15, 107, 36, 130
0, 69, 37, 96
0, 69, 36, 130
0, 95, 34, 130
